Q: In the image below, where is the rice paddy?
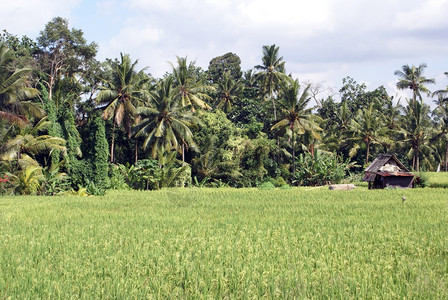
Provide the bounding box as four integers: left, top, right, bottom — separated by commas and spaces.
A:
1, 187, 447, 298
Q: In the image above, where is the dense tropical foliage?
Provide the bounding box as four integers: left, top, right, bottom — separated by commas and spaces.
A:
1, 18, 447, 195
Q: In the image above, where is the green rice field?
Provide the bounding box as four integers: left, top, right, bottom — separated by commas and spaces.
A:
1, 187, 448, 299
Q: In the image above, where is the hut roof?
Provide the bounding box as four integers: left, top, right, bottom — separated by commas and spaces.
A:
364, 154, 411, 173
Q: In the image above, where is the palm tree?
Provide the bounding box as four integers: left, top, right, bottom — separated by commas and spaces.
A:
433, 72, 448, 101
348, 104, 391, 165
432, 94, 448, 171
0, 117, 66, 169
271, 78, 322, 177
0, 43, 42, 127
96, 53, 151, 162
255, 44, 286, 120
215, 70, 243, 113
133, 78, 199, 161
170, 56, 214, 110
399, 98, 435, 171
394, 63, 435, 108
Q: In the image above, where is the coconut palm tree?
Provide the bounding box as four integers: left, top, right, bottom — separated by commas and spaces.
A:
0, 117, 66, 169
170, 56, 214, 110
433, 72, 448, 101
96, 53, 151, 162
255, 44, 286, 120
271, 78, 322, 176
398, 98, 435, 171
215, 70, 243, 113
394, 63, 435, 108
348, 103, 391, 165
133, 77, 199, 161
0, 43, 41, 127
432, 94, 448, 171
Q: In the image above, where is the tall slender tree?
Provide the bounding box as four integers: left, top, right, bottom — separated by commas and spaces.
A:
96, 53, 150, 162
394, 63, 435, 108
271, 78, 321, 177
399, 98, 434, 171
255, 44, 286, 121
348, 103, 391, 165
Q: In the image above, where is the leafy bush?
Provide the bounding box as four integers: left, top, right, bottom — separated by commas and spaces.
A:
122, 159, 161, 190
86, 179, 105, 196
413, 173, 428, 188
108, 164, 130, 190
0, 173, 13, 195
269, 177, 287, 187
258, 181, 276, 190
293, 151, 353, 186
68, 159, 93, 189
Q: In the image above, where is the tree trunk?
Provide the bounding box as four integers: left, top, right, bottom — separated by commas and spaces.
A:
272, 97, 277, 121
110, 122, 116, 163
415, 143, 420, 172
366, 139, 370, 166
182, 143, 185, 162
134, 139, 138, 164
445, 138, 448, 171
292, 129, 295, 177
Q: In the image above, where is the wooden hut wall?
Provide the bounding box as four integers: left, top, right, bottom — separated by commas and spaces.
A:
384, 176, 413, 188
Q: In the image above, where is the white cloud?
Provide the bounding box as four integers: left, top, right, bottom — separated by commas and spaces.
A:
2, 0, 448, 99
0, 0, 81, 38
393, 0, 448, 30
234, 0, 332, 38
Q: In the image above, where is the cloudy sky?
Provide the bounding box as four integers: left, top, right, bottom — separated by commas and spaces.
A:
1, 0, 448, 102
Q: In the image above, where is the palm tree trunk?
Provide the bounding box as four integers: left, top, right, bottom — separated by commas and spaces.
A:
272, 97, 277, 121
134, 139, 138, 164
366, 139, 370, 165
110, 122, 116, 163
445, 138, 448, 171
292, 129, 295, 177
270, 94, 280, 164
416, 143, 420, 172
182, 144, 185, 162
310, 143, 315, 158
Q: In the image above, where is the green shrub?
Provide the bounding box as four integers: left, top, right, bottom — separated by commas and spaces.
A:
294, 151, 352, 186
413, 173, 428, 188
258, 181, 276, 190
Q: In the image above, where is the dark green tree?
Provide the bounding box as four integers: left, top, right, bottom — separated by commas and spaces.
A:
207, 52, 242, 83
90, 114, 109, 189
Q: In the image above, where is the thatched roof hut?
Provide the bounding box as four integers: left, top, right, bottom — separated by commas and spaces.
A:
363, 154, 414, 189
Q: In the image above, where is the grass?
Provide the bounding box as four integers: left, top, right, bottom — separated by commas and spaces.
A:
1, 187, 448, 298
420, 172, 448, 188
